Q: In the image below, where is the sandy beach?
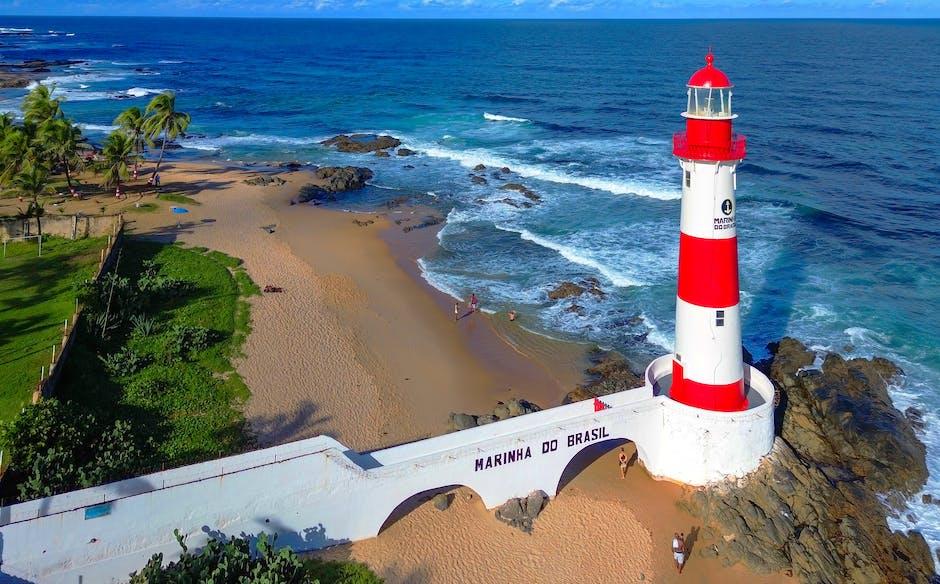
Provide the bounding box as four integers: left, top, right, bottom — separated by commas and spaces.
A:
17, 161, 786, 583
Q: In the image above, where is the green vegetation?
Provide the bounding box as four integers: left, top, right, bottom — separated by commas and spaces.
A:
0, 239, 258, 500
143, 91, 191, 181
0, 236, 105, 423
157, 192, 201, 206
130, 531, 382, 584
130, 202, 160, 213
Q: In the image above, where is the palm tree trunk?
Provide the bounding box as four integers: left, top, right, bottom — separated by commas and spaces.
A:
152, 127, 168, 180
32, 196, 42, 239
64, 159, 73, 190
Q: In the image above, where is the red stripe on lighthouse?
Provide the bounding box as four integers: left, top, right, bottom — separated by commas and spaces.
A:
677, 233, 739, 308
671, 360, 746, 411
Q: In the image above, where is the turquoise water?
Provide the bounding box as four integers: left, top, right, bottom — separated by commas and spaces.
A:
2, 17, 939, 547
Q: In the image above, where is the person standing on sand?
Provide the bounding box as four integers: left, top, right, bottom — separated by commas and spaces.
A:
673, 532, 686, 574
454, 301, 460, 322
469, 293, 478, 313
618, 447, 629, 479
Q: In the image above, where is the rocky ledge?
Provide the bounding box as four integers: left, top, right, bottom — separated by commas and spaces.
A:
563, 348, 643, 404
680, 338, 935, 583
321, 133, 401, 153
495, 491, 548, 533
548, 278, 605, 301
448, 398, 542, 431
297, 166, 373, 203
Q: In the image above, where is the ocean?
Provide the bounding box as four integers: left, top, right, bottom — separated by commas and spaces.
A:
1, 17, 938, 547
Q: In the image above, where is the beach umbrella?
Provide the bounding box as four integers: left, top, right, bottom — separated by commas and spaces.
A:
171, 206, 189, 227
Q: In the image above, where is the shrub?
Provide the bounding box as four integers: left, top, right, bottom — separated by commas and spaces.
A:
0, 399, 146, 500
100, 347, 146, 377
164, 324, 212, 361
305, 558, 384, 584
130, 314, 159, 338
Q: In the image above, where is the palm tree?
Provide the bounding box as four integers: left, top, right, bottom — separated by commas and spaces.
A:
101, 131, 136, 196
11, 164, 51, 238
22, 84, 63, 126
0, 127, 37, 188
143, 91, 189, 181
37, 119, 84, 191
114, 106, 147, 180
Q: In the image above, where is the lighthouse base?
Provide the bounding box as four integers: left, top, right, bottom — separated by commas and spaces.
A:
639, 355, 775, 485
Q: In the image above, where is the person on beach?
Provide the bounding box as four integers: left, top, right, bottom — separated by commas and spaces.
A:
672, 532, 686, 574
469, 293, 478, 313
454, 301, 460, 322
508, 310, 517, 322
618, 447, 629, 479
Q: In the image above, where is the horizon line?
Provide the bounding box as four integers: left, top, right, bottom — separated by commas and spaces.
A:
2, 14, 938, 20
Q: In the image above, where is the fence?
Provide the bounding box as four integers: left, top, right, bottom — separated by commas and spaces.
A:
0, 213, 123, 241
32, 216, 126, 403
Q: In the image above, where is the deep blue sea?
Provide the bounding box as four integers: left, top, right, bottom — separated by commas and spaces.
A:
2, 16, 938, 547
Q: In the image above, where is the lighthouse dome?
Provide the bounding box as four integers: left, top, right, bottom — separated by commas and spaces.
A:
687, 53, 732, 88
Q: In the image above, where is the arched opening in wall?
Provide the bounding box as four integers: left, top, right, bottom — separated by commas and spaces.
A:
378, 484, 483, 535
556, 437, 631, 494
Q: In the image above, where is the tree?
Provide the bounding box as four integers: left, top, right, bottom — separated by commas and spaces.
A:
143, 91, 190, 181
37, 118, 84, 191
101, 131, 136, 196
115, 106, 148, 180
22, 83, 63, 126
0, 127, 37, 187
10, 163, 51, 238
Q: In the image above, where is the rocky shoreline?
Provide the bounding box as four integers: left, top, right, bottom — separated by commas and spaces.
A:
680, 338, 935, 583
0, 59, 83, 88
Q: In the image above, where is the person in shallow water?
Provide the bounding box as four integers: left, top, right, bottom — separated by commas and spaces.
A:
469, 293, 478, 313
508, 310, 517, 322
618, 447, 628, 479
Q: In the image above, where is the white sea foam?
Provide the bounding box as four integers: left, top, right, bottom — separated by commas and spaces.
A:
417, 143, 679, 200
495, 224, 642, 288
640, 313, 674, 351
79, 123, 118, 133
483, 112, 530, 123
181, 133, 321, 151
125, 87, 167, 98
66, 33, 75, 37
158, 60, 183, 64
416, 258, 464, 302
0, 27, 32, 34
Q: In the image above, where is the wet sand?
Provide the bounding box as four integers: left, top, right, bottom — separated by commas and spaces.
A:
46, 162, 784, 583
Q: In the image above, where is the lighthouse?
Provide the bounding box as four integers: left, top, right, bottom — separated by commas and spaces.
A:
670, 52, 748, 412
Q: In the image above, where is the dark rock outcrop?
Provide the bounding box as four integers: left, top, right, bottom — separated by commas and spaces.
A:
564, 349, 644, 404
680, 338, 934, 583
548, 279, 605, 301
297, 166, 373, 203
396, 148, 415, 157
470, 175, 487, 185
321, 133, 401, 153
500, 182, 541, 203
473, 164, 486, 171
495, 491, 547, 533
401, 215, 444, 233
448, 398, 541, 431
433, 493, 451, 511
374, 149, 390, 158
243, 175, 285, 187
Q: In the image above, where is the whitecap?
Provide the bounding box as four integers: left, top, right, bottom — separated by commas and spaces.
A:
158, 60, 184, 64
416, 143, 679, 200
640, 313, 675, 351
79, 123, 118, 133
416, 258, 465, 302
494, 224, 642, 288
125, 87, 168, 98
181, 133, 321, 151
483, 112, 530, 123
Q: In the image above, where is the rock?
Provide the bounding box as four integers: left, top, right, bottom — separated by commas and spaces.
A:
278, 161, 303, 170
402, 215, 444, 233
470, 175, 487, 185
242, 175, 285, 187
548, 282, 585, 300
432, 493, 450, 511
905, 406, 926, 431
506, 398, 540, 417
297, 166, 373, 202
564, 350, 643, 403
490, 171, 503, 180
493, 403, 511, 420
566, 304, 585, 316
403, 164, 415, 169
374, 149, 390, 158
150, 138, 182, 150
0, 75, 30, 88
352, 219, 374, 227
500, 182, 540, 203
396, 148, 415, 156
476, 414, 498, 425
681, 338, 935, 584
500, 167, 511, 174
321, 133, 401, 153
473, 164, 486, 171
448, 412, 478, 431
495, 492, 547, 533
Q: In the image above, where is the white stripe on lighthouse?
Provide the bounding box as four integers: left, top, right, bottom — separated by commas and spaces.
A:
679, 160, 738, 240
674, 299, 743, 386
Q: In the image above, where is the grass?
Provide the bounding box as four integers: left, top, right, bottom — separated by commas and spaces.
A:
57, 239, 259, 469
129, 202, 160, 213
0, 237, 105, 424
157, 193, 201, 206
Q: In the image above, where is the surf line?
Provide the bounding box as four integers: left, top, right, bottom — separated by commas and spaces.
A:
473, 426, 610, 472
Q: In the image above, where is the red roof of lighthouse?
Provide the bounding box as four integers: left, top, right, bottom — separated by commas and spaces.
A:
687, 52, 732, 88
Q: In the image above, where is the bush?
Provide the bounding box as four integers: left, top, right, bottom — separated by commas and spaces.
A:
100, 347, 146, 377
130, 314, 159, 338
164, 324, 213, 361
0, 399, 147, 500
305, 558, 384, 584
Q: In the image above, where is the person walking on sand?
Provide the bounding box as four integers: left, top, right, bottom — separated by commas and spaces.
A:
618, 447, 629, 479
469, 293, 478, 313
454, 301, 460, 322
673, 532, 686, 574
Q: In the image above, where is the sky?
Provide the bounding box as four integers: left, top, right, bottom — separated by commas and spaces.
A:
0, 0, 936, 19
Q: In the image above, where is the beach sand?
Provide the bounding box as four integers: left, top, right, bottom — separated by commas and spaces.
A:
28, 162, 785, 583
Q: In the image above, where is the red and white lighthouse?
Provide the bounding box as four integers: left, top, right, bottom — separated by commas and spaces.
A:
670, 52, 748, 412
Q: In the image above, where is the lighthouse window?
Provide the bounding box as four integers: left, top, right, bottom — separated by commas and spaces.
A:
684, 170, 691, 188
716, 310, 725, 327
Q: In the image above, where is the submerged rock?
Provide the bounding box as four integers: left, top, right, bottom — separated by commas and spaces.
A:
321, 133, 401, 153
548, 282, 584, 300
396, 148, 416, 156
470, 175, 487, 185
297, 166, 373, 202
681, 338, 935, 583
500, 182, 541, 202
473, 163, 486, 171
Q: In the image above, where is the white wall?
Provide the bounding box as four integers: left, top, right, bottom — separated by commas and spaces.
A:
0, 378, 774, 583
